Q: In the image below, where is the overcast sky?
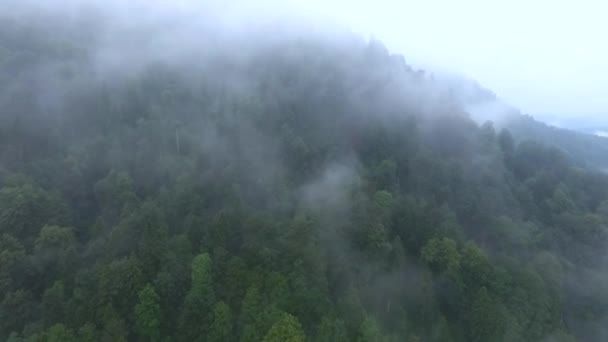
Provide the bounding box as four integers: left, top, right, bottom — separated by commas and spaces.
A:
288, 0, 607, 119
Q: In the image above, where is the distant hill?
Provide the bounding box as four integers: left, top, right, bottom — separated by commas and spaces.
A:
505, 113, 608, 171
534, 114, 608, 136
468, 99, 608, 171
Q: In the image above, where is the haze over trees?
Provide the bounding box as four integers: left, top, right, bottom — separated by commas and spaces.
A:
1, 2, 608, 341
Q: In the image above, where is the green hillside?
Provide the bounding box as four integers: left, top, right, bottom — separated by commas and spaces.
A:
1, 6, 608, 342
470, 102, 608, 171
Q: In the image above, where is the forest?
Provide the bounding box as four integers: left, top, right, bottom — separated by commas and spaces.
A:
1, 3, 608, 342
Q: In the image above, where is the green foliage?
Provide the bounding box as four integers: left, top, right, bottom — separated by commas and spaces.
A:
262, 312, 305, 342
421, 237, 460, 278
357, 316, 385, 342
460, 242, 493, 292
33, 225, 76, 283
315, 314, 348, 342
1, 11, 608, 342
41, 281, 65, 327
76, 323, 97, 342
208, 301, 233, 342
135, 284, 161, 341
178, 253, 215, 342
94, 171, 138, 223
41, 324, 76, 342
0, 233, 25, 294
100, 315, 127, 342
0, 184, 69, 241
239, 285, 267, 342
97, 257, 144, 318
468, 287, 505, 342
0, 290, 35, 338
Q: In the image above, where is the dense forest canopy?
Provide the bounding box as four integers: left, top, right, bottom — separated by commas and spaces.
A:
1, 2, 608, 342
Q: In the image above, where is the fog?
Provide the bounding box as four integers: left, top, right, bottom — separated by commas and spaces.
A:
2, 1, 608, 341
11, 0, 607, 121
294, 0, 608, 119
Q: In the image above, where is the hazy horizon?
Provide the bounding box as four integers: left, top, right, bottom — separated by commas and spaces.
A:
288, 0, 607, 121
5, 0, 607, 123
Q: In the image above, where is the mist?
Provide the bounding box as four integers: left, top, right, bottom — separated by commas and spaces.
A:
9, 0, 606, 119
294, 0, 608, 119
2, 1, 608, 341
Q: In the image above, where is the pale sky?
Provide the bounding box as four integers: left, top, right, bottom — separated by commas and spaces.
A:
289, 0, 608, 119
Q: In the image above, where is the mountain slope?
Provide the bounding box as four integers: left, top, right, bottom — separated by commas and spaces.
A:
1, 4, 608, 342
469, 100, 608, 171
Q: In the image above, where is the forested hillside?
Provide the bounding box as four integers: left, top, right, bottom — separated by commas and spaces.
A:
2, 4, 608, 342
505, 114, 608, 171
469, 102, 608, 171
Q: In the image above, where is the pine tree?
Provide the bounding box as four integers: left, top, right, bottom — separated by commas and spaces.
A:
208, 301, 233, 342
178, 253, 215, 342
262, 313, 305, 342
134, 284, 161, 341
